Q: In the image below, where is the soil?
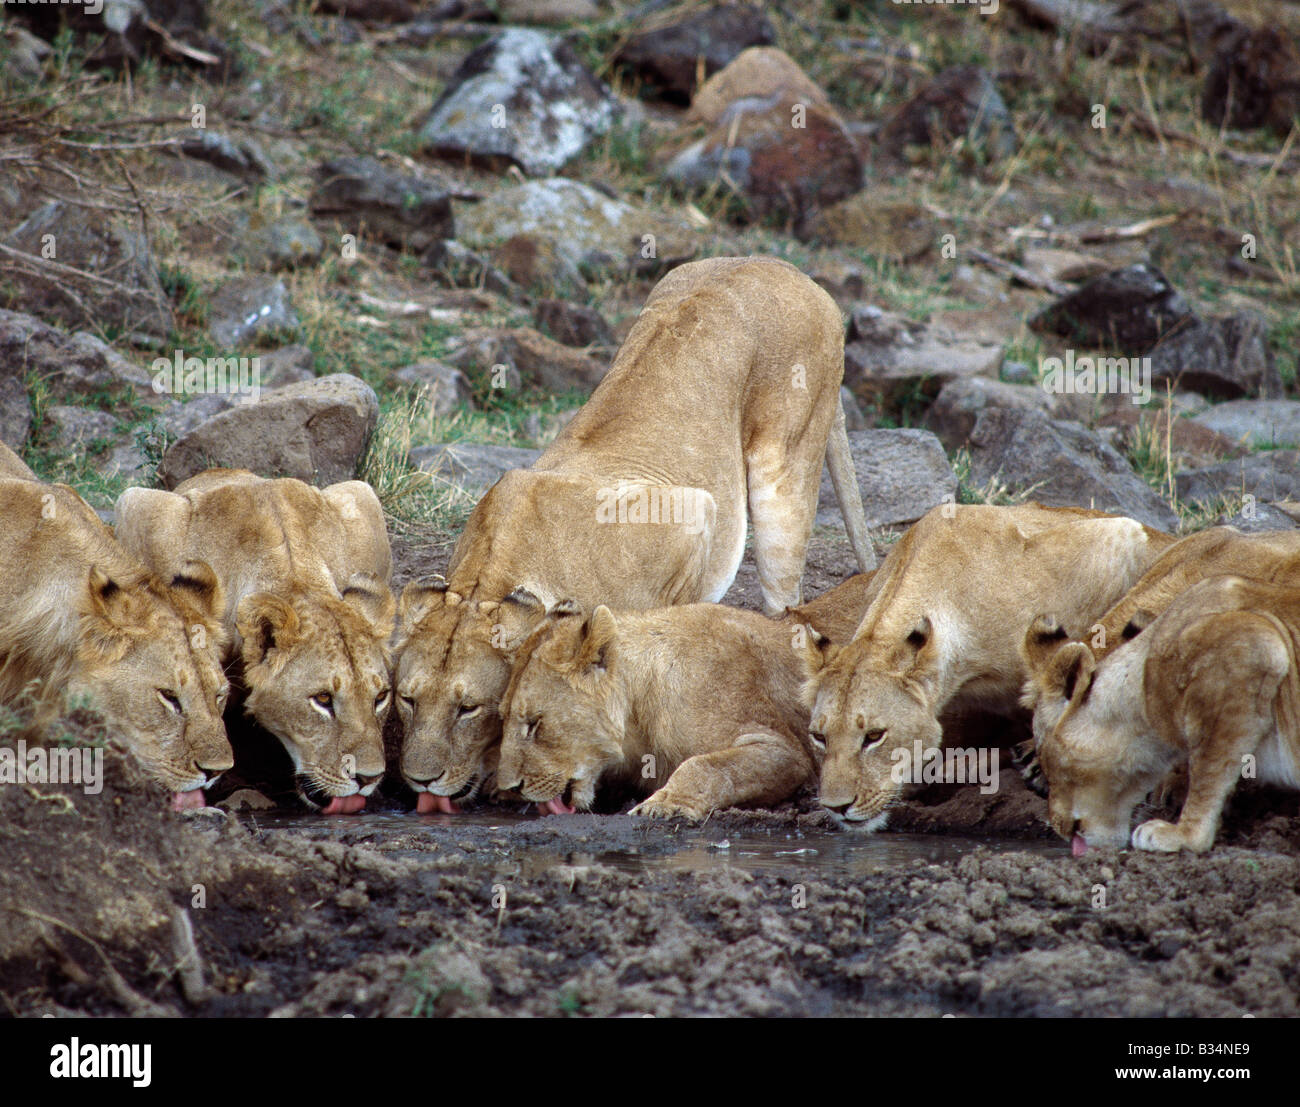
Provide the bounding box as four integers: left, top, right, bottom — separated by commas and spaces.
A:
2, 534, 1299, 1018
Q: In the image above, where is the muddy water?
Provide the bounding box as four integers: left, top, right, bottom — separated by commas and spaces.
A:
241, 810, 1065, 880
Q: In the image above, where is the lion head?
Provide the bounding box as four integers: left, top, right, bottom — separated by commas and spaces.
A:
803, 614, 944, 828
392, 581, 549, 809
235, 575, 395, 812
72, 561, 233, 804
496, 604, 623, 814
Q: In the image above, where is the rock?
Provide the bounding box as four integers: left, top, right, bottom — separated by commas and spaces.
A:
922, 376, 1057, 450
1019, 247, 1110, 285
3, 25, 52, 83
498, 0, 601, 23
842, 305, 1005, 411
1214, 502, 1300, 533
410, 442, 543, 497
1176, 452, 1300, 509
806, 197, 934, 260
840, 386, 868, 432
1147, 313, 1281, 399
614, 4, 776, 101
0, 310, 154, 398
160, 393, 235, 439
522, 407, 579, 444
815, 428, 957, 530
1, 201, 174, 341
208, 276, 299, 348
534, 299, 614, 347
179, 131, 273, 181
1029, 264, 1195, 350
452, 178, 697, 290
429, 240, 518, 296
966, 407, 1180, 531
882, 65, 1017, 160
810, 259, 869, 305
251, 217, 323, 271
44, 405, 120, 452
1192, 399, 1300, 449
393, 359, 474, 413
1096, 409, 1245, 470
1202, 24, 1300, 132
665, 47, 863, 220
310, 156, 454, 255
97, 442, 151, 482
1001, 360, 1033, 384
0, 376, 32, 448
257, 345, 316, 387
158, 373, 378, 488
442, 327, 606, 394
419, 29, 619, 176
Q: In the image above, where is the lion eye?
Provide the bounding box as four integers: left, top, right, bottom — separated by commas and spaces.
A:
374, 689, 390, 712
216, 686, 230, 709
524, 716, 540, 740
809, 730, 826, 752
457, 703, 480, 719
313, 692, 334, 714
399, 694, 416, 712
157, 689, 183, 715
862, 728, 887, 752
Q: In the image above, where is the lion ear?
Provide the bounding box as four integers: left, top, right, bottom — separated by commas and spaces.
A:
86, 566, 131, 626
792, 621, 838, 674
1046, 641, 1096, 707
1121, 609, 1155, 641
399, 579, 448, 628
236, 593, 301, 666
342, 575, 396, 637
169, 560, 224, 623
1021, 614, 1071, 676
579, 605, 616, 671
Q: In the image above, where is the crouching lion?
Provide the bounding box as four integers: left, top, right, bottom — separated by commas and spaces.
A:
497, 602, 819, 818
1026, 575, 1300, 854
0, 478, 231, 807
395, 256, 874, 812
804, 503, 1176, 829
115, 470, 395, 813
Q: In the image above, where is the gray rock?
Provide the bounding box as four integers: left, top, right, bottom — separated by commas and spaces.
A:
453, 178, 697, 289
158, 373, 378, 488
1148, 314, 1281, 399
967, 407, 1180, 531
534, 299, 614, 348
815, 428, 957, 530
843, 304, 1005, 411
0, 375, 32, 449
393, 359, 473, 414
309, 156, 454, 254
1214, 502, 1300, 533
419, 29, 619, 176
441, 327, 606, 395
1001, 360, 1033, 384
614, 4, 776, 101
97, 442, 151, 482
1191, 399, 1300, 449
252, 217, 323, 271
1029, 264, 1195, 351
4, 26, 52, 83
160, 392, 236, 439
410, 442, 542, 497
208, 276, 299, 348
44, 405, 120, 451
2, 201, 174, 341
257, 344, 316, 387
179, 131, 274, 181
1175, 452, 1300, 509
922, 376, 1058, 450
0, 310, 153, 398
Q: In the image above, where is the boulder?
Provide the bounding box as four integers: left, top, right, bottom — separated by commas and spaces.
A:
534, 299, 614, 348
310, 156, 454, 255
966, 407, 1180, 531
419, 29, 619, 176
815, 428, 957, 530
158, 373, 378, 488
410, 442, 543, 497
922, 376, 1057, 450
0, 309, 154, 398
1202, 24, 1300, 132
1175, 451, 1300, 509
442, 327, 606, 394
208, 276, 299, 348
393, 359, 474, 413
1147, 313, 1281, 399
882, 65, 1017, 160
1191, 399, 1300, 449
1029, 264, 1195, 350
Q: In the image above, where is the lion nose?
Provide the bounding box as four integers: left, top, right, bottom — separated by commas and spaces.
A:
355, 771, 383, 789
822, 800, 853, 815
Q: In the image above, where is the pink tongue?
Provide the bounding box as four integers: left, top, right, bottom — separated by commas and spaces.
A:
416, 792, 462, 815
171, 790, 206, 812
321, 794, 367, 815
539, 797, 576, 816
1071, 833, 1089, 858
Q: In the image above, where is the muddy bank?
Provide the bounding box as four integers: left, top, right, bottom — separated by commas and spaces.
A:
3, 744, 1299, 1018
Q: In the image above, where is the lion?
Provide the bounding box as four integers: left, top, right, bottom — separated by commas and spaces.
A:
394, 256, 875, 811
0, 478, 231, 808
804, 503, 1176, 829
781, 572, 878, 644
114, 469, 395, 813
1017, 525, 1300, 794
497, 602, 819, 818
1026, 575, 1300, 854
0, 441, 36, 481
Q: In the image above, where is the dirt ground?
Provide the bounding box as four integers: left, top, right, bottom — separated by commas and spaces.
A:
2, 530, 1299, 1018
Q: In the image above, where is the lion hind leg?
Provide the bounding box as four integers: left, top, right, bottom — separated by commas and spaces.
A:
630, 727, 814, 820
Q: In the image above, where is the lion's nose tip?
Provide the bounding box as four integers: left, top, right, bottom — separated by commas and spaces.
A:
822, 800, 852, 815
355, 771, 383, 788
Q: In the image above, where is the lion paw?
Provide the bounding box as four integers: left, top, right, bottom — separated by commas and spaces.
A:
630, 791, 708, 821
1132, 819, 1186, 852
